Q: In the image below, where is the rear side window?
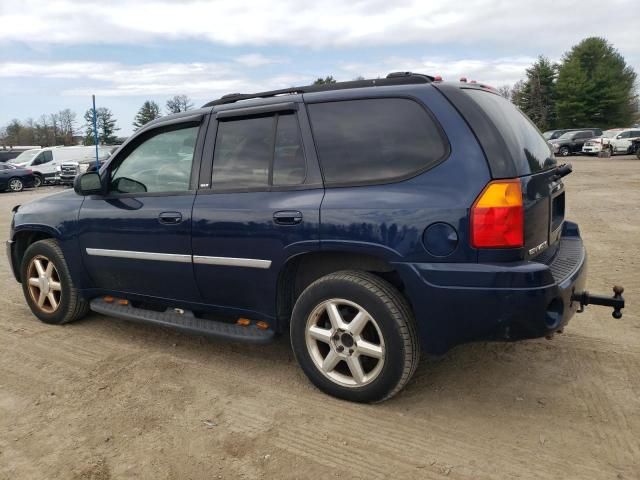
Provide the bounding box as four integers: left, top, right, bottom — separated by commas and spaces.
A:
464, 89, 556, 175
307, 98, 448, 186
212, 113, 306, 190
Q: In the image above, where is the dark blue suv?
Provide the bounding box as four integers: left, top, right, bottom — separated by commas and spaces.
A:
6, 73, 623, 402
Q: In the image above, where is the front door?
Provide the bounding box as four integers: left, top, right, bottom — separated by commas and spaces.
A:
78, 119, 204, 302
192, 107, 323, 322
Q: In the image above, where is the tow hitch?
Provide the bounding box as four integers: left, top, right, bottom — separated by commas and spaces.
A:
571, 286, 625, 319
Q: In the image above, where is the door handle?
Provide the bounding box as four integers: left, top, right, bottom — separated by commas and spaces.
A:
273, 210, 303, 225
158, 212, 183, 225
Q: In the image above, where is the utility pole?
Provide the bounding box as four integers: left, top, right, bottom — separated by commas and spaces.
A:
92, 95, 100, 168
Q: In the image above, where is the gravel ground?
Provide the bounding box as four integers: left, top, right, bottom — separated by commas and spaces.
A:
0, 156, 639, 479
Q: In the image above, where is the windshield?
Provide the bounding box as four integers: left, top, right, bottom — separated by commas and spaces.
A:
8, 149, 40, 164
602, 130, 622, 138
557, 132, 575, 140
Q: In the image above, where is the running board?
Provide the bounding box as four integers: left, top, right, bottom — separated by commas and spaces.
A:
89, 298, 275, 344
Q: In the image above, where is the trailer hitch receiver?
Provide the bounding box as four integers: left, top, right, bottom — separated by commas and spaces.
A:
571, 286, 625, 319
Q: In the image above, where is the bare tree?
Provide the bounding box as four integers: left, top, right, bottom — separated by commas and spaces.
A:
497, 85, 512, 101
166, 95, 194, 114
58, 109, 77, 145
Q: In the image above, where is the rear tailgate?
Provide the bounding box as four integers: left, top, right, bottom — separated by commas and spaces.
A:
434, 84, 562, 259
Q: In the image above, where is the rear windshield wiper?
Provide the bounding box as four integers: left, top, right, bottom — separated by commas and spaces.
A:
552, 163, 572, 181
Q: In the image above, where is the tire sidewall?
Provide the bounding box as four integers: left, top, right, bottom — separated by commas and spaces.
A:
291, 275, 410, 403
34, 175, 43, 187
21, 240, 74, 324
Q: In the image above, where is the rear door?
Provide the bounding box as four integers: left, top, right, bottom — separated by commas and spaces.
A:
191, 103, 323, 321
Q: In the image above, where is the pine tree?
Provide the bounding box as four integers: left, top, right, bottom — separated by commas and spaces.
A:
133, 101, 162, 130
84, 107, 120, 145
313, 76, 337, 85
513, 56, 558, 131
556, 37, 637, 128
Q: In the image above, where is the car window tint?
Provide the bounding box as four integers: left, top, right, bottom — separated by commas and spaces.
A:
464, 89, 556, 174
273, 113, 305, 186
110, 126, 198, 193
308, 98, 447, 185
212, 116, 273, 189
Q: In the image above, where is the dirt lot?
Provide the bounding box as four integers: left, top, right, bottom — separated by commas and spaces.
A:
1, 157, 639, 480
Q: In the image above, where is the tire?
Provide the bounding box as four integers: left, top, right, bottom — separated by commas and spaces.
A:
290, 270, 420, 403
8, 177, 24, 192
20, 239, 89, 325
33, 174, 43, 188
559, 146, 570, 157
609, 145, 615, 156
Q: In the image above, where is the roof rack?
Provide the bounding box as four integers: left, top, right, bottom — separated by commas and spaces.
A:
202, 72, 434, 107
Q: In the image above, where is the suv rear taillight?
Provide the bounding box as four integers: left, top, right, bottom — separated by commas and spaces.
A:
471, 179, 523, 248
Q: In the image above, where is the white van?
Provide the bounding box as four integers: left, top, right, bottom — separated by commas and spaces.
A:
9, 146, 112, 186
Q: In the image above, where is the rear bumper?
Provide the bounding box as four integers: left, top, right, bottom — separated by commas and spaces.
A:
397, 221, 587, 354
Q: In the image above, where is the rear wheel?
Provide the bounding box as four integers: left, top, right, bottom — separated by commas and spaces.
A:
291, 271, 420, 403
8, 177, 24, 192
21, 239, 89, 325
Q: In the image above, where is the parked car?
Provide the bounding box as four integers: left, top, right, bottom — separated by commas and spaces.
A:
9, 146, 112, 186
631, 138, 640, 158
0, 163, 36, 192
604, 128, 640, 154
581, 129, 623, 155
0, 146, 42, 163
542, 128, 602, 141
549, 130, 597, 156
7, 73, 624, 402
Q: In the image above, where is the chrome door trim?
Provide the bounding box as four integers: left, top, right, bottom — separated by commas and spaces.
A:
193, 255, 272, 269
85, 248, 271, 269
85, 248, 191, 263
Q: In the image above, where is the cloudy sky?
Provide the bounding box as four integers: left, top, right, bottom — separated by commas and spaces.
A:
1, 0, 638, 135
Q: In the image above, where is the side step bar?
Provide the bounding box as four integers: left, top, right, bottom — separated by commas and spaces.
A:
89, 298, 275, 344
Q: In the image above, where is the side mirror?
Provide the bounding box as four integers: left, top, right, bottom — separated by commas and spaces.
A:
616, 135, 622, 139
74, 172, 103, 196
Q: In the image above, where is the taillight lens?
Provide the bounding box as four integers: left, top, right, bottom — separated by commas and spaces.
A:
471, 179, 524, 248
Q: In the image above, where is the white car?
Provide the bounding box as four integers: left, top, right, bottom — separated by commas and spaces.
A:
585, 128, 640, 155
8, 146, 112, 186
581, 129, 623, 155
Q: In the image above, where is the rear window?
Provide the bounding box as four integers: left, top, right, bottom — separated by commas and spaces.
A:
465, 89, 556, 175
307, 98, 448, 186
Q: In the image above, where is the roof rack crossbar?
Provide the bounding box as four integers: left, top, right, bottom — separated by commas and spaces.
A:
202, 72, 434, 107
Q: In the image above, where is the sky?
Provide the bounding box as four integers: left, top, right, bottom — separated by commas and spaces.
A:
1, 0, 638, 136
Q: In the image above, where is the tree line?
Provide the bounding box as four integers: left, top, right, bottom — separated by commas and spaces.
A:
500, 37, 638, 131
1, 95, 195, 148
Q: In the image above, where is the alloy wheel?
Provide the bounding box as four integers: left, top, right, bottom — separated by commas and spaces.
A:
305, 298, 385, 387
26, 255, 62, 314
9, 179, 23, 191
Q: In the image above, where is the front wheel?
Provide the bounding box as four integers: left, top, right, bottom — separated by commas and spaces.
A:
33, 174, 43, 188
559, 146, 570, 157
20, 239, 89, 325
8, 177, 24, 192
291, 271, 420, 403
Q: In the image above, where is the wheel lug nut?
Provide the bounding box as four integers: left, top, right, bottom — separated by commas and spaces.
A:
349, 349, 354, 355
336, 345, 344, 352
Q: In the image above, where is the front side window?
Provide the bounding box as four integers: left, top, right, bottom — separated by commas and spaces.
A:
110, 126, 198, 193
212, 112, 306, 190
307, 98, 448, 185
